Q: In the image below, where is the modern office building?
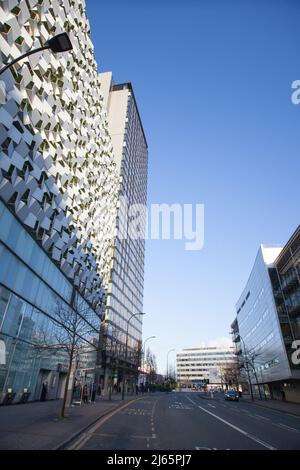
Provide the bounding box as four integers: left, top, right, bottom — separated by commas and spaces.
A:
99, 72, 148, 389
0, 0, 119, 404
232, 232, 300, 403
176, 344, 236, 389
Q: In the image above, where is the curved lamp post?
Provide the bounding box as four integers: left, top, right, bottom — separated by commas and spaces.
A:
122, 312, 146, 400
0, 32, 73, 76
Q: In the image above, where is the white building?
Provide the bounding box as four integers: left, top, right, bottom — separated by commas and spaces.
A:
176, 343, 236, 389
99, 73, 148, 387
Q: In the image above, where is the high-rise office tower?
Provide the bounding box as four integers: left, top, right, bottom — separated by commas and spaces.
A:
99, 72, 148, 388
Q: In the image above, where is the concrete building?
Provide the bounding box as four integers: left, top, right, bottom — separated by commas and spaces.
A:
176, 344, 236, 389
0, 0, 119, 404
232, 232, 300, 403
99, 72, 148, 390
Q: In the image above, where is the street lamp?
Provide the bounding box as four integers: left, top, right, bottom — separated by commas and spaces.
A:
0, 32, 73, 76
166, 348, 176, 382
142, 336, 156, 385
230, 330, 254, 400
122, 312, 146, 400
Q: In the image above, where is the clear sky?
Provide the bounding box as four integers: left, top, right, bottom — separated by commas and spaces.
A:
86, 0, 300, 374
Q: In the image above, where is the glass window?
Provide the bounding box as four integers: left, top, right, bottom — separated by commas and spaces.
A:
0, 286, 11, 330
2, 295, 25, 338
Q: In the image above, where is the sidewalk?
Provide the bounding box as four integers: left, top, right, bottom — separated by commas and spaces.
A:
241, 395, 300, 417
0, 393, 139, 450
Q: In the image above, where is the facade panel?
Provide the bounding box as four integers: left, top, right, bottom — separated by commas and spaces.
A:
0, 1, 119, 404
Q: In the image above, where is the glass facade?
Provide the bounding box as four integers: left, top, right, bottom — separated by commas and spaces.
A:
0, 200, 100, 404
234, 246, 291, 385
271, 227, 300, 375
233, 236, 300, 402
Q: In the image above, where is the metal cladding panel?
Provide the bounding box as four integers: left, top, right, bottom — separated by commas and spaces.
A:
236, 247, 291, 383
0, 0, 119, 315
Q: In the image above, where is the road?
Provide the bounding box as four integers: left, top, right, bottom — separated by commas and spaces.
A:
67, 392, 300, 450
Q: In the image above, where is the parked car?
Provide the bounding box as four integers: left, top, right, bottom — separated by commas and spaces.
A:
224, 390, 239, 401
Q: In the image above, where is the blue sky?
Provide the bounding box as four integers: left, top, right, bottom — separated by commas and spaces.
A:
86, 0, 300, 373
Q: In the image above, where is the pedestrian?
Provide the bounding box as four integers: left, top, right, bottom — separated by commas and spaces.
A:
135, 384, 139, 395
82, 383, 88, 403
91, 383, 96, 402
40, 381, 48, 401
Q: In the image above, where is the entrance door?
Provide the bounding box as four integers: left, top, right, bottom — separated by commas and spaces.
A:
34, 369, 50, 401
56, 372, 67, 399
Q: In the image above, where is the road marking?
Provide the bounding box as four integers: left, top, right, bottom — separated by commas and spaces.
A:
195, 447, 231, 450
253, 414, 270, 421
274, 423, 299, 433
67, 397, 148, 450
186, 396, 276, 450
207, 404, 216, 409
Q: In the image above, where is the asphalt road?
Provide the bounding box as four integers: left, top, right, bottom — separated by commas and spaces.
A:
68, 392, 300, 450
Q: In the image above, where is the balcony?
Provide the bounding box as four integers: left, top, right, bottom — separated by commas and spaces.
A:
232, 332, 240, 343
287, 303, 300, 316
281, 272, 300, 294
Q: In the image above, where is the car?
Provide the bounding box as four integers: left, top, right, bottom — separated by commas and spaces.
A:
224, 390, 239, 401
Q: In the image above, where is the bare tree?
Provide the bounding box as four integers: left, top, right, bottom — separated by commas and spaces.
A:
52, 292, 100, 418
104, 321, 124, 400
243, 351, 264, 400
219, 362, 241, 391
144, 348, 157, 385
126, 340, 142, 392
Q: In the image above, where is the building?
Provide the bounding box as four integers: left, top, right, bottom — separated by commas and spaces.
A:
98, 72, 148, 390
176, 344, 236, 389
232, 231, 300, 403
0, 0, 119, 404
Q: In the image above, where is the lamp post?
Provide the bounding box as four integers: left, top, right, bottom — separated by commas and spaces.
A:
166, 348, 176, 383
122, 312, 146, 400
0, 32, 73, 76
230, 331, 253, 400
143, 336, 156, 385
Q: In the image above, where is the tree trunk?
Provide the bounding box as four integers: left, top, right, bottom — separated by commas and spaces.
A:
61, 347, 74, 419
109, 375, 112, 401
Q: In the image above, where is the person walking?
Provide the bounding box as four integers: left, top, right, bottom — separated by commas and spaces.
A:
40, 381, 48, 401
91, 383, 96, 402
82, 383, 88, 403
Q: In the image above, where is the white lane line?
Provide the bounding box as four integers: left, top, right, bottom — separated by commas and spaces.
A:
274, 423, 299, 433
207, 404, 216, 409
68, 397, 148, 450
186, 396, 276, 450
253, 414, 270, 421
